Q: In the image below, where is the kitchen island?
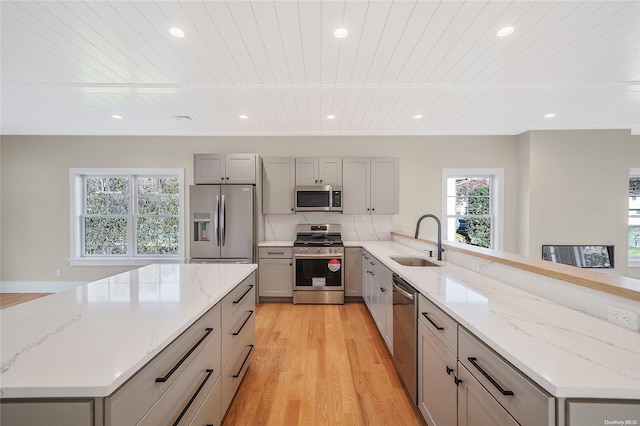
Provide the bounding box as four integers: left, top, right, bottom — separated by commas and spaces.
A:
0, 263, 257, 425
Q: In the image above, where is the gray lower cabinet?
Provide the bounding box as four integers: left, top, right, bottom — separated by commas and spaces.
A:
565, 399, 640, 425
0, 399, 99, 426
361, 250, 392, 353
345, 247, 363, 298
258, 247, 293, 299
457, 364, 519, 426
417, 294, 555, 426
418, 320, 457, 425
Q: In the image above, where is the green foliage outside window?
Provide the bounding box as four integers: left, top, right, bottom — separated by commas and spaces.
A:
83, 176, 180, 256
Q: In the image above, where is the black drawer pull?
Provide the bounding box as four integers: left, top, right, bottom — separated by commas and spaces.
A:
172, 369, 214, 426
232, 311, 254, 336
446, 366, 454, 375
454, 376, 463, 386
156, 328, 213, 383
233, 344, 254, 378
468, 357, 514, 396
233, 285, 254, 304
422, 312, 444, 331
267, 251, 285, 255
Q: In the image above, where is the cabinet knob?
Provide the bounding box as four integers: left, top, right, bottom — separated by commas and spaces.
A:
372, 208, 375, 211
454, 377, 463, 386
446, 366, 454, 375
319, 179, 323, 183
315, 180, 318, 183
380, 287, 385, 293
226, 177, 229, 180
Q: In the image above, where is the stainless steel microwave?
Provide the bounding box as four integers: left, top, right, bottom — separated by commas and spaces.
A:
295, 185, 342, 212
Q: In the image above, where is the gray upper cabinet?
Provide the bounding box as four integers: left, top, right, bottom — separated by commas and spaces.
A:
342, 157, 398, 214
295, 157, 342, 185
371, 158, 399, 214
194, 153, 257, 184
262, 158, 295, 214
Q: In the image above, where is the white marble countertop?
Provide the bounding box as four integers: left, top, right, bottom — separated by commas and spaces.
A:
0, 263, 257, 399
357, 241, 640, 400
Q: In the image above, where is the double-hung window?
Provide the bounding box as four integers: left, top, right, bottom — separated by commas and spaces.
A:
629, 169, 640, 267
442, 168, 503, 250
70, 168, 185, 265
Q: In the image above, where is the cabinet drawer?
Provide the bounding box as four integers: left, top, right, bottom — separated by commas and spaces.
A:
374, 260, 392, 283
221, 273, 256, 321
457, 362, 519, 426
106, 303, 221, 426
458, 327, 555, 426
258, 247, 292, 258
221, 289, 255, 367
221, 317, 256, 415
418, 295, 457, 355
189, 380, 222, 426
138, 331, 222, 426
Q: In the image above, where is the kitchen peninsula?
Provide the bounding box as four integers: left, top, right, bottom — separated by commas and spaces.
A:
0, 263, 257, 425
352, 239, 640, 423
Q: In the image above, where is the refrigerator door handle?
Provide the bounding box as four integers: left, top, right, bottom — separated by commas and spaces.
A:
220, 194, 226, 246
214, 195, 220, 246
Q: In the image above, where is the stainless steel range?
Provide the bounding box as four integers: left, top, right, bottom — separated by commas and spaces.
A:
293, 224, 344, 304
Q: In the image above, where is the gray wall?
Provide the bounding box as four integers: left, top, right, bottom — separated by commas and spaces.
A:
1, 131, 638, 285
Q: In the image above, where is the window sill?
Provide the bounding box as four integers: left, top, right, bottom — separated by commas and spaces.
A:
70, 257, 186, 266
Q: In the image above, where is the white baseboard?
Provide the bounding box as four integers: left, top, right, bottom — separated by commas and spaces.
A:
0, 281, 86, 293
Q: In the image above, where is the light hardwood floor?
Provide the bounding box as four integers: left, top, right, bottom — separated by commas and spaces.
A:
223, 302, 425, 426
0, 293, 50, 309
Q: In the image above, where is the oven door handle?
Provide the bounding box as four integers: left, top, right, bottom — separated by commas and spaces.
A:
294, 253, 344, 259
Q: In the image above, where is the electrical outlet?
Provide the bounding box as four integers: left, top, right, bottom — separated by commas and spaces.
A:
55, 269, 61, 277
607, 305, 639, 330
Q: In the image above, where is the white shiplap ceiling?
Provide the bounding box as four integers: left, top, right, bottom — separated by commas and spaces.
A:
1, 0, 639, 136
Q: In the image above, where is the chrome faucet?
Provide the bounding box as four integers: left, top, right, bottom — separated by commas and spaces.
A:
414, 214, 443, 261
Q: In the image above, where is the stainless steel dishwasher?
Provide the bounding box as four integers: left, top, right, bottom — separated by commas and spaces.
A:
392, 273, 418, 405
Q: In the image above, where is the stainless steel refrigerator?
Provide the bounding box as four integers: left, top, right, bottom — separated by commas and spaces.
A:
189, 184, 255, 263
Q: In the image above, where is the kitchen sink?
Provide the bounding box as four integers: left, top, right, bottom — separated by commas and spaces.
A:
390, 256, 441, 267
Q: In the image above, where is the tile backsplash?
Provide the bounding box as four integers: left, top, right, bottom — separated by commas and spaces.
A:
264, 213, 394, 241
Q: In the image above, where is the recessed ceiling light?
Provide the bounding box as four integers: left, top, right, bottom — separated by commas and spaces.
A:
169, 27, 185, 38
334, 28, 348, 38
112, 115, 122, 120
239, 114, 248, 120
413, 114, 423, 119
544, 113, 556, 118
497, 26, 514, 37
327, 114, 336, 120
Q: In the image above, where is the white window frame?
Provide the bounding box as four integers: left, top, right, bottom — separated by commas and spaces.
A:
441, 168, 504, 250
70, 168, 185, 266
629, 168, 640, 268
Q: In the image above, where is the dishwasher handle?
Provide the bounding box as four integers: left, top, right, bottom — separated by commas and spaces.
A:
392, 274, 414, 301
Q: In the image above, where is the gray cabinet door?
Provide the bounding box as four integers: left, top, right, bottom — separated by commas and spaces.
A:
195, 153, 225, 184
226, 154, 256, 184
457, 363, 519, 426
370, 158, 399, 214
342, 158, 370, 214
418, 321, 457, 426
258, 258, 293, 297
345, 247, 363, 297
295, 158, 319, 185
317, 158, 342, 185
262, 158, 295, 214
